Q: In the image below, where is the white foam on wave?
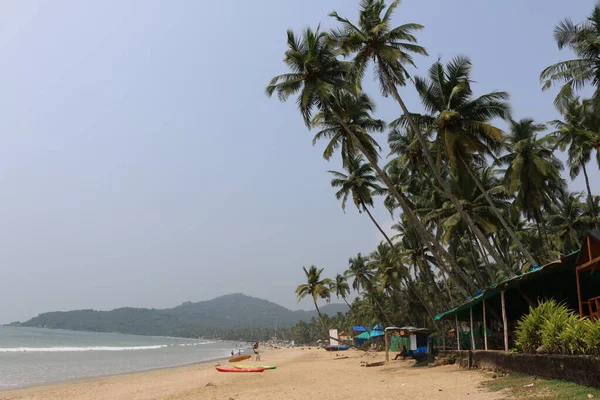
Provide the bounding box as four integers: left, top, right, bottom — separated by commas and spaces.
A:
0, 345, 169, 353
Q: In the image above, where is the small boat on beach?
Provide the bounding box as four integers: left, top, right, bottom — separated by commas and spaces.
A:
324, 345, 350, 351
233, 365, 277, 370
228, 355, 251, 363
216, 367, 265, 373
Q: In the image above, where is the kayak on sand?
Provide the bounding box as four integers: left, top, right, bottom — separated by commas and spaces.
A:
233, 365, 277, 370
228, 355, 251, 363
216, 367, 265, 373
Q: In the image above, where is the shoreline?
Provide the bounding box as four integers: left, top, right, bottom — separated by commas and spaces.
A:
0, 348, 501, 400
0, 352, 239, 394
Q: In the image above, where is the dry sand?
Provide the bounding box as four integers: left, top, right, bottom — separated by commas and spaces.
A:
0, 348, 501, 400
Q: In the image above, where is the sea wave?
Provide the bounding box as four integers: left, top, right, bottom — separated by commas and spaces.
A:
0, 345, 169, 353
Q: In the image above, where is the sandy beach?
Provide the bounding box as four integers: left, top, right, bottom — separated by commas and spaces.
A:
0, 348, 501, 400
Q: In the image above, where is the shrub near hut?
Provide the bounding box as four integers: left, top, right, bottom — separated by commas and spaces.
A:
515, 300, 600, 355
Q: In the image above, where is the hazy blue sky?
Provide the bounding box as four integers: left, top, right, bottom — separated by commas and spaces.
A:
0, 1, 597, 323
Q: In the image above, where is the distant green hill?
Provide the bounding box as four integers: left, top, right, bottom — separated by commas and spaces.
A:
17, 294, 349, 338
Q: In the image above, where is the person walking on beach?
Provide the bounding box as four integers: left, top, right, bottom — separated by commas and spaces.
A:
231, 350, 234, 357
238, 349, 241, 356
253, 342, 260, 361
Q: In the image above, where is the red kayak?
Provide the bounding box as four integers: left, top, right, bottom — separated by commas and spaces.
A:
216, 367, 265, 373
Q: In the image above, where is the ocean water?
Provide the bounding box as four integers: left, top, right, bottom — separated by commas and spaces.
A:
0, 326, 245, 390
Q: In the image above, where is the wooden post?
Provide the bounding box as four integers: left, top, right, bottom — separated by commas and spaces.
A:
483, 299, 488, 351
470, 307, 475, 351
442, 327, 446, 351
455, 314, 460, 350
385, 331, 389, 361
576, 268, 583, 317
501, 290, 509, 352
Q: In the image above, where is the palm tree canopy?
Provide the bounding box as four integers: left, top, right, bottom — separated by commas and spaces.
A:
329, 0, 428, 94
551, 96, 600, 174
497, 118, 565, 220
328, 154, 383, 212
312, 91, 384, 165
345, 253, 374, 292
393, 56, 511, 169
330, 274, 351, 300
541, 5, 600, 109
295, 265, 333, 302
266, 27, 349, 126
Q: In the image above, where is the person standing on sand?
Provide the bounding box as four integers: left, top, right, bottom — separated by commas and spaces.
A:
253, 342, 260, 361
231, 350, 234, 357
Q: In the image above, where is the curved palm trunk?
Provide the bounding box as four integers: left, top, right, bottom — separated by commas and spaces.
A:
332, 111, 474, 296
462, 234, 487, 286
403, 272, 437, 321
312, 299, 330, 342
379, 65, 513, 276
364, 283, 393, 327
361, 202, 438, 321
460, 155, 537, 268
534, 211, 551, 261
582, 162, 599, 230
341, 296, 353, 312
362, 203, 394, 248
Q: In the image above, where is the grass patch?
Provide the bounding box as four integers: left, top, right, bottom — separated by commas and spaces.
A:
482, 373, 600, 399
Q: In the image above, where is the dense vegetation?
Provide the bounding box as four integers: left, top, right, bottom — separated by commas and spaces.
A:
516, 300, 600, 355
267, 0, 600, 333
16, 293, 348, 340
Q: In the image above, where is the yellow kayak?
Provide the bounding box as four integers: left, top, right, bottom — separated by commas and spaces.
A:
233, 365, 277, 370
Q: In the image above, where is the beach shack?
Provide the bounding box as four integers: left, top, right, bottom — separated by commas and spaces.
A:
434, 231, 600, 352
384, 326, 430, 361
352, 326, 369, 346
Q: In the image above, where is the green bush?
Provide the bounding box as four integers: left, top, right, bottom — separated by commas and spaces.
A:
516, 300, 600, 356
541, 304, 576, 354
515, 299, 561, 353
583, 319, 600, 356
558, 313, 586, 354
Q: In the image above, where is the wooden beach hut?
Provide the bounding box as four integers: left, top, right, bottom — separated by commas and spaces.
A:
434, 231, 600, 352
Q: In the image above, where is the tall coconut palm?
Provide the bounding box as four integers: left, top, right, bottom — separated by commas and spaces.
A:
551, 96, 600, 227
295, 265, 333, 335
266, 27, 347, 127
328, 154, 396, 246
541, 4, 600, 110
547, 191, 591, 254
312, 91, 384, 167
330, 273, 353, 310
330, 1, 511, 273
266, 26, 472, 296
394, 56, 535, 269
345, 253, 374, 294
497, 119, 565, 259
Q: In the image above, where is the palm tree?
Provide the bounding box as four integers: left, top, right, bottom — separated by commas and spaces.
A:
394, 56, 535, 269
312, 91, 384, 167
295, 265, 333, 335
266, 25, 472, 296
547, 191, 591, 254
551, 96, 600, 227
345, 253, 375, 294
266, 27, 347, 127
330, 1, 511, 272
541, 4, 600, 110
497, 119, 565, 259
330, 274, 353, 310
328, 154, 397, 247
